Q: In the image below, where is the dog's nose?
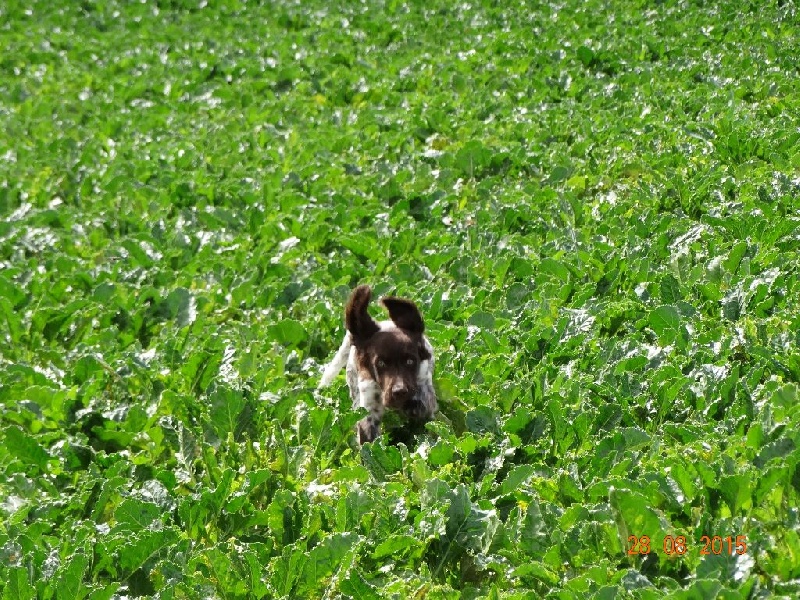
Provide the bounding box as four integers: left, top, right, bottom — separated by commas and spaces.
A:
391, 382, 410, 398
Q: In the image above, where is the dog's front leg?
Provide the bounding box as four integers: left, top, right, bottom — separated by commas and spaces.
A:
356, 379, 383, 444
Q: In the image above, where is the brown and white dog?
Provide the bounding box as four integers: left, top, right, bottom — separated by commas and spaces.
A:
318, 285, 437, 443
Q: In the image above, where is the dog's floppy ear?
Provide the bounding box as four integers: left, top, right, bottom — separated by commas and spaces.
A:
418, 342, 431, 361
381, 296, 425, 334
346, 285, 380, 345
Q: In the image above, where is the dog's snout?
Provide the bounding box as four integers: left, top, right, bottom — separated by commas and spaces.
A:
384, 379, 415, 410
391, 382, 410, 398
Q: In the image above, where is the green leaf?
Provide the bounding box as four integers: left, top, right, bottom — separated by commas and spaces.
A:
55, 553, 90, 600
454, 140, 492, 177
3, 567, 35, 600
465, 405, 499, 434
360, 443, 402, 481
268, 546, 306, 599
649, 305, 688, 350
499, 464, 536, 496
577, 45, 595, 66
540, 258, 571, 281
372, 534, 423, 559
428, 440, 456, 466
3, 426, 49, 470
112, 498, 161, 533
298, 533, 359, 596
753, 438, 796, 468
444, 484, 499, 554
754, 464, 789, 505
298, 406, 334, 450
158, 287, 197, 327
724, 241, 748, 275
660, 274, 683, 303
663, 579, 722, 600
467, 311, 495, 329
267, 319, 307, 346
339, 567, 381, 600
208, 385, 254, 441
117, 528, 180, 575
268, 489, 299, 545
0, 297, 24, 345
339, 234, 377, 259
505, 282, 529, 309
610, 487, 671, 550
547, 165, 571, 183
512, 561, 559, 585
720, 474, 752, 514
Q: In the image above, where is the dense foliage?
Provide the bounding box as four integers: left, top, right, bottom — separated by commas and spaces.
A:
1, 0, 799, 597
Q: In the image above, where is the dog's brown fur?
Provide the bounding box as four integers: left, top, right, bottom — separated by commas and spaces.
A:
319, 285, 437, 443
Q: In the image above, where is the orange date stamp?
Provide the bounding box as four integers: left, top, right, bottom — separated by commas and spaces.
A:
627, 535, 747, 556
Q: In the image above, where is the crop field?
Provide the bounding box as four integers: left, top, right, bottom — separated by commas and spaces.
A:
1, 0, 799, 597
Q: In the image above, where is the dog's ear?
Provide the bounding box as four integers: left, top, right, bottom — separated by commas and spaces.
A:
381, 297, 424, 334
418, 342, 431, 361
346, 285, 380, 345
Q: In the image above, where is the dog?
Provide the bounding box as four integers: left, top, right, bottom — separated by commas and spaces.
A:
318, 285, 437, 444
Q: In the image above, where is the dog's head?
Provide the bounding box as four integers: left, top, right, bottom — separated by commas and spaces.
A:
346, 285, 431, 418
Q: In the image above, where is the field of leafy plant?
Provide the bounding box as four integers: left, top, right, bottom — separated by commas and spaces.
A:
1, 0, 799, 597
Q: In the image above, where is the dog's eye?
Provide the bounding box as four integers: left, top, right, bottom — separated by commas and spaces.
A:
406, 358, 415, 366
377, 360, 386, 368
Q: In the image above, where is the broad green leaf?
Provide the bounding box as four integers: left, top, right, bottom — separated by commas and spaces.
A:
467, 311, 495, 329
3, 567, 35, 600
156, 288, 197, 327
505, 282, 529, 309
202, 546, 249, 597
298, 533, 359, 596
0, 297, 24, 345
268, 489, 299, 545
512, 561, 559, 585
754, 464, 789, 506
577, 45, 595, 66
720, 474, 752, 514
454, 140, 492, 177
465, 406, 499, 434
372, 534, 423, 559
724, 241, 748, 275
360, 442, 402, 481
753, 438, 796, 468
55, 553, 90, 600
660, 274, 683, 303
267, 319, 307, 346
118, 528, 180, 575
540, 258, 571, 281
339, 235, 376, 259
112, 499, 161, 533
3, 426, 49, 470
499, 464, 536, 496
269, 544, 306, 597
208, 385, 253, 440
649, 305, 688, 350
610, 487, 671, 551
225, 469, 271, 513
428, 440, 456, 466
339, 567, 381, 600
548, 165, 571, 183
444, 484, 499, 554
